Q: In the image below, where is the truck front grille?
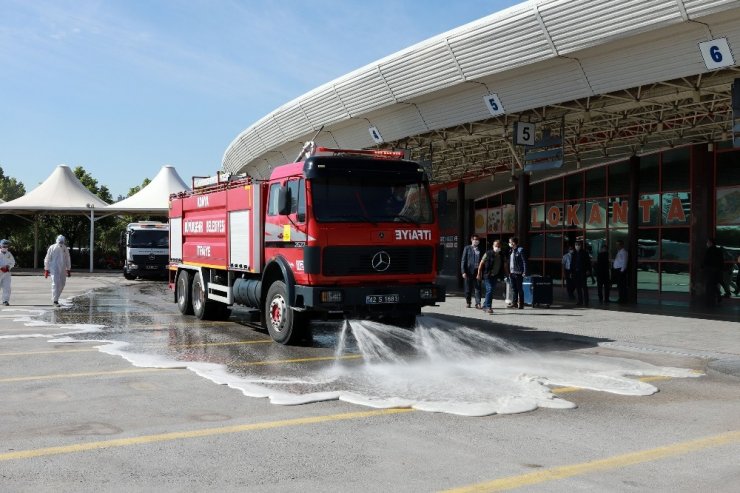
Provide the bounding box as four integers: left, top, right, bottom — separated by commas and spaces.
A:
322, 246, 433, 276
132, 254, 169, 264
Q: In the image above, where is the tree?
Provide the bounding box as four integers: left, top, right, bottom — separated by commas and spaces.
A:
0, 166, 26, 201
0, 167, 29, 264
127, 178, 151, 197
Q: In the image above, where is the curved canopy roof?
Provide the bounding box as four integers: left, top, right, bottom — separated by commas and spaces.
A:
0, 164, 109, 213
222, 0, 740, 186
106, 165, 190, 214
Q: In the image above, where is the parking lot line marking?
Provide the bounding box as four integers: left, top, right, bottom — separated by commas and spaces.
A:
552, 375, 672, 394
0, 348, 98, 357
441, 429, 740, 493
0, 368, 175, 383
168, 340, 273, 348
0, 408, 413, 462
232, 354, 363, 366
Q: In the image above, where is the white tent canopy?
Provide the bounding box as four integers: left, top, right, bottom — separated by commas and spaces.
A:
106, 165, 190, 214
0, 164, 109, 212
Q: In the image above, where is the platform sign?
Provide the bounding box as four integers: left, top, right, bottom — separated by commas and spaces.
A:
483, 93, 505, 117
698, 38, 735, 70
513, 122, 536, 146
523, 127, 564, 172
369, 126, 384, 144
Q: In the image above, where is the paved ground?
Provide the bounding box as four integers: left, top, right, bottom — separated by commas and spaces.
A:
1, 272, 738, 492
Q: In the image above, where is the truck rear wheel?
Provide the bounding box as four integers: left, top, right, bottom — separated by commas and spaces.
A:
264, 281, 305, 344
176, 270, 193, 315
191, 272, 219, 320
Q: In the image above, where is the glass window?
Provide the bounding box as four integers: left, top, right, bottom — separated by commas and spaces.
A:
286, 179, 304, 217
716, 150, 740, 186
530, 233, 545, 258
546, 178, 563, 201
486, 207, 502, 234
585, 199, 607, 229
528, 259, 543, 276
530, 205, 545, 230
585, 230, 607, 258
639, 154, 659, 193
610, 229, 628, 258
565, 173, 583, 199
545, 202, 563, 229
637, 268, 659, 292
638, 194, 660, 227
608, 160, 630, 196
661, 263, 690, 293
546, 232, 565, 258
661, 147, 690, 191
661, 192, 690, 226
716, 186, 740, 225
661, 228, 690, 262
267, 183, 281, 216
609, 198, 629, 228
501, 204, 516, 233
564, 201, 585, 229
637, 229, 659, 264
585, 166, 606, 198
530, 182, 545, 203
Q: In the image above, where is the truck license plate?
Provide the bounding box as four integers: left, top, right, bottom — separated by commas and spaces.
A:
145, 265, 159, 269
366, 294, 399, 304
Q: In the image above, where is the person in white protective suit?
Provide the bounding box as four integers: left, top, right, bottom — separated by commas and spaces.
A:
0, 239, 15, 306
44, 235, 72, 305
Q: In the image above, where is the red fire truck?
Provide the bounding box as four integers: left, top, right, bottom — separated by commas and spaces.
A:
169, 143, 445, 344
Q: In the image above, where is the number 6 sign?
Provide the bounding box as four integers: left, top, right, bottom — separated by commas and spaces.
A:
698, 38, 735, 70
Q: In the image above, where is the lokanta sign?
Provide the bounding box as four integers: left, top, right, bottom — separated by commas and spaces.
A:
531, 194, 690, 228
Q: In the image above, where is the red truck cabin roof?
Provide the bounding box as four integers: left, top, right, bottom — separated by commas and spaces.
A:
302, 156, 427, 181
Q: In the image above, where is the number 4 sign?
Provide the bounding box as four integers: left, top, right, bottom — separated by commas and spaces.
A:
698, 38, 735, 70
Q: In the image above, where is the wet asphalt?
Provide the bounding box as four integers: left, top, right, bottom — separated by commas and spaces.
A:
1, 275, 739, 492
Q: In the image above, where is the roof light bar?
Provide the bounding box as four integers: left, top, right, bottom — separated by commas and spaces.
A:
314, 147, 405, 159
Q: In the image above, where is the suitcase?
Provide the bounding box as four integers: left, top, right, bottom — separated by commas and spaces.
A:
523, 275, 553, 307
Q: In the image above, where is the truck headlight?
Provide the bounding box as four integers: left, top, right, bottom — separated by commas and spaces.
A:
129, 263, 138, 269
320, 291, 342, 303
420, 288, 436, 299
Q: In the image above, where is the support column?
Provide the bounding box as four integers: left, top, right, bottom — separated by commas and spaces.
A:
627, 155, 640, 303
516, 172, 531, 249
457, 181, 466, 290
689, 143, 714, 304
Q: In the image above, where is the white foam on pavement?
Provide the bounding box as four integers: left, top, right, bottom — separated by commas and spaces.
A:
84, 315, 701, 417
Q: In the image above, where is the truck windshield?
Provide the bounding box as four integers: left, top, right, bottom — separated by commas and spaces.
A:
129, 230, 169, 248
311, 178, 433, 224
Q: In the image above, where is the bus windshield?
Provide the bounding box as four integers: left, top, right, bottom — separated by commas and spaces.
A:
311, 177, 433, 224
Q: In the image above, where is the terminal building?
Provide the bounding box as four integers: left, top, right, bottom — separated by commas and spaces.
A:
221, 0, 740, 303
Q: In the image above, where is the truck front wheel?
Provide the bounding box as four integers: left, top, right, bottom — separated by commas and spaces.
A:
264, 281, 305, 344
176, 270, 193, 315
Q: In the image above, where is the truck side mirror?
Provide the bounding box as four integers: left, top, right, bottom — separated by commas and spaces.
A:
277, 186, 292, 215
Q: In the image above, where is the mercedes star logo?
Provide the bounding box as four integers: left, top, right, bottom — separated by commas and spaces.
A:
148, 254, 156, 261
371, 251, 391, 272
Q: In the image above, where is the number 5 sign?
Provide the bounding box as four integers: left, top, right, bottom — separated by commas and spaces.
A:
698, 38, 735, 70
483, 93, 506, 117
514, 122, 536, 146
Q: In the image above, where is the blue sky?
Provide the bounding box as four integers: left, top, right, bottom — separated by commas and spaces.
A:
0, 0, 520, 199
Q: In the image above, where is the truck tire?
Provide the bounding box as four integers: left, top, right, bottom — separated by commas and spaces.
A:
176, 270, 193, 315
123, 270, 135, 281
191, 272, 219, 320
264, 281, 305, 344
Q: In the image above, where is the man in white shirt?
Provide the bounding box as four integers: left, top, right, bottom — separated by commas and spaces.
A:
562, 245, 574, 300
612, 240, 628, 303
